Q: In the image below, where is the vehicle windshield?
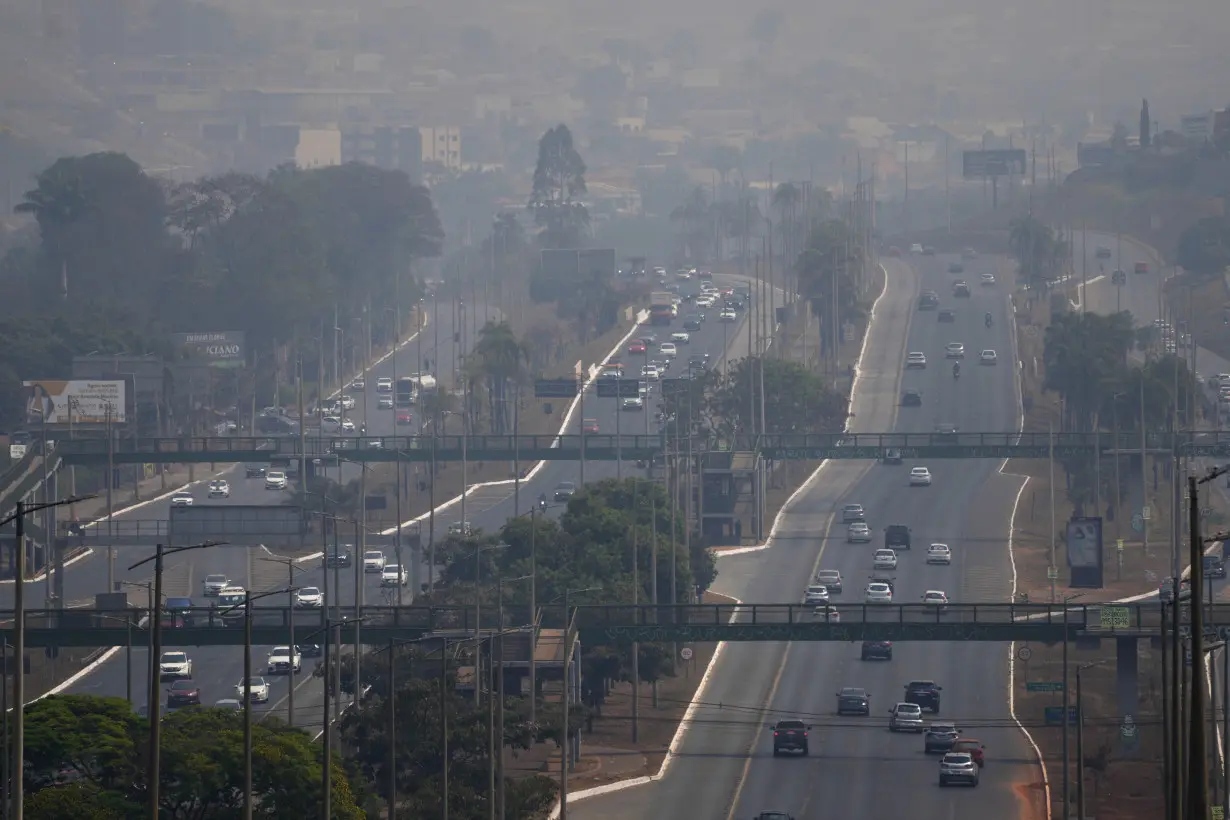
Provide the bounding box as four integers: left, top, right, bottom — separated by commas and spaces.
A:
170, 681, 196, 690
205, 575, 227, 582
299, 587, 319, 596
162, 653, 186, 662
817, 571, 840, 579
364, 551, 383, 559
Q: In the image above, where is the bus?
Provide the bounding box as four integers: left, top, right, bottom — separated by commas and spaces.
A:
395, 374, 437, 407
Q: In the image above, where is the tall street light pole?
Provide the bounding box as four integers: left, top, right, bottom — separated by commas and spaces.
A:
258, 554, 304, 726
299, 614, 369, 820
128, 539, 225, 819
556, 587, 598, 820
495, 574, 531, 820
1, 494, 92, 820
221, 587, 299, 820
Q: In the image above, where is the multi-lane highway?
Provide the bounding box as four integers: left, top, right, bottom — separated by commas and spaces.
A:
571, 251, 1037, 819
45, 296, 489, 722
53, 273, 774, 731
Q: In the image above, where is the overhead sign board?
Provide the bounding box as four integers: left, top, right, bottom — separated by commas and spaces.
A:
172, 330, 247, 368
23, 380, 126, 425
962, 149, 1027, 180
596, 378, 641, 398
535, 378, 579, 399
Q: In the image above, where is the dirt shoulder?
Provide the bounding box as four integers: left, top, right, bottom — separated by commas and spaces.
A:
1006, 282, 1198, 820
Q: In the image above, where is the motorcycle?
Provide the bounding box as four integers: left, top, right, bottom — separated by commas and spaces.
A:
985, 313, 993, 328
952, 363, 961, 380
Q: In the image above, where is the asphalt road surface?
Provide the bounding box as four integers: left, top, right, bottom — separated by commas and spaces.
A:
571, 252, 1037, 820
58, 274, 776, 727
50, 296, 486, 717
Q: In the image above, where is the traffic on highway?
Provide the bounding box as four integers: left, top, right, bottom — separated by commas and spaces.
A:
50, 270, 773, 732
569, 248, 1034, 820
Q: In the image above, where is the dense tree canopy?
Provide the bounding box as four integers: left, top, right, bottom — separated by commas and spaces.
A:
340, 667, 558, 819
527, 125, 589, 249
1009, 215, 1069, 289
2, 152, 442, 426
1175, 215, 1230, 277
22, 695, 364, 819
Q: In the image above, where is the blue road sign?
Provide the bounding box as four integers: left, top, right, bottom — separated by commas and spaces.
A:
1044, 706, 1079, 726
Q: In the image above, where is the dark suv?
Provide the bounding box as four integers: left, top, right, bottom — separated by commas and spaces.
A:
924, 722, 961, 753
771, 719, 810, 756
905, 680, 942, 713
885, 524, 911, 550
836, 687, 870, 716
861, 640, 893, 661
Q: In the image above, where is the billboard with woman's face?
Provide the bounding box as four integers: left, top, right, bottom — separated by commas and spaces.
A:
22, 380, 126, 425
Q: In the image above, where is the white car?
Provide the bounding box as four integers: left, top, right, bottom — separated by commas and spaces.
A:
170, 491, 193, 507
980, 273, 996, 286
207, 480, 230, 498
641, 365, 661, 380
945, 343, 965, 359
671, 331, 690, 344
265, 471, 288, 490
159, 651, 193, 680
980, 350, 997, 365
847, 522, 872, 543
321, 416, 342, 431
926, 544, 952, 565
202, 574, 230, 596
910, 467, 933, 486
266, 646, 302, 675
382, 564, 408, 587
873, 549, 898, 570
340, 395, 356, 410
376, 377, 393, 392
813, 605, 841, 622
922, 590, 950, 613
910, 243, 924, 254
622, 397, 644, 411
803, 584, 830, 605
340, 418, 356, 432
865, 582, 894, 604
363, 550, 387, 572
350, 378, 365, 389
841, 503, 866, 522
906, 352, 927, 369
719, 309, 737, 322
378, 396, 394, 410
295, 587, 323, 608
696, 295, 717, 307
814, 569, 842, 594
659, 342, 677, 358
235, 677, 270, 703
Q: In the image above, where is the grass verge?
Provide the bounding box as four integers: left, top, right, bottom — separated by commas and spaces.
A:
1005, 279, 1215, 820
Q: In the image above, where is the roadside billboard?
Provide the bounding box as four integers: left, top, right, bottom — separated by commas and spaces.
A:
171, 330, 246, 368
23, 380, 126, 425
961, 148, 1026, 180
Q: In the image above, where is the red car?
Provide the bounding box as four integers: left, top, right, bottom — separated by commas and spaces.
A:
396, 413, 413, 426
628, 340, 646, 354
951, 738, 985, 767
582, 418, 600, 434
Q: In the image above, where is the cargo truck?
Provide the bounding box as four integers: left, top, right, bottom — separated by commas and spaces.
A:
650, 292, 676, 325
